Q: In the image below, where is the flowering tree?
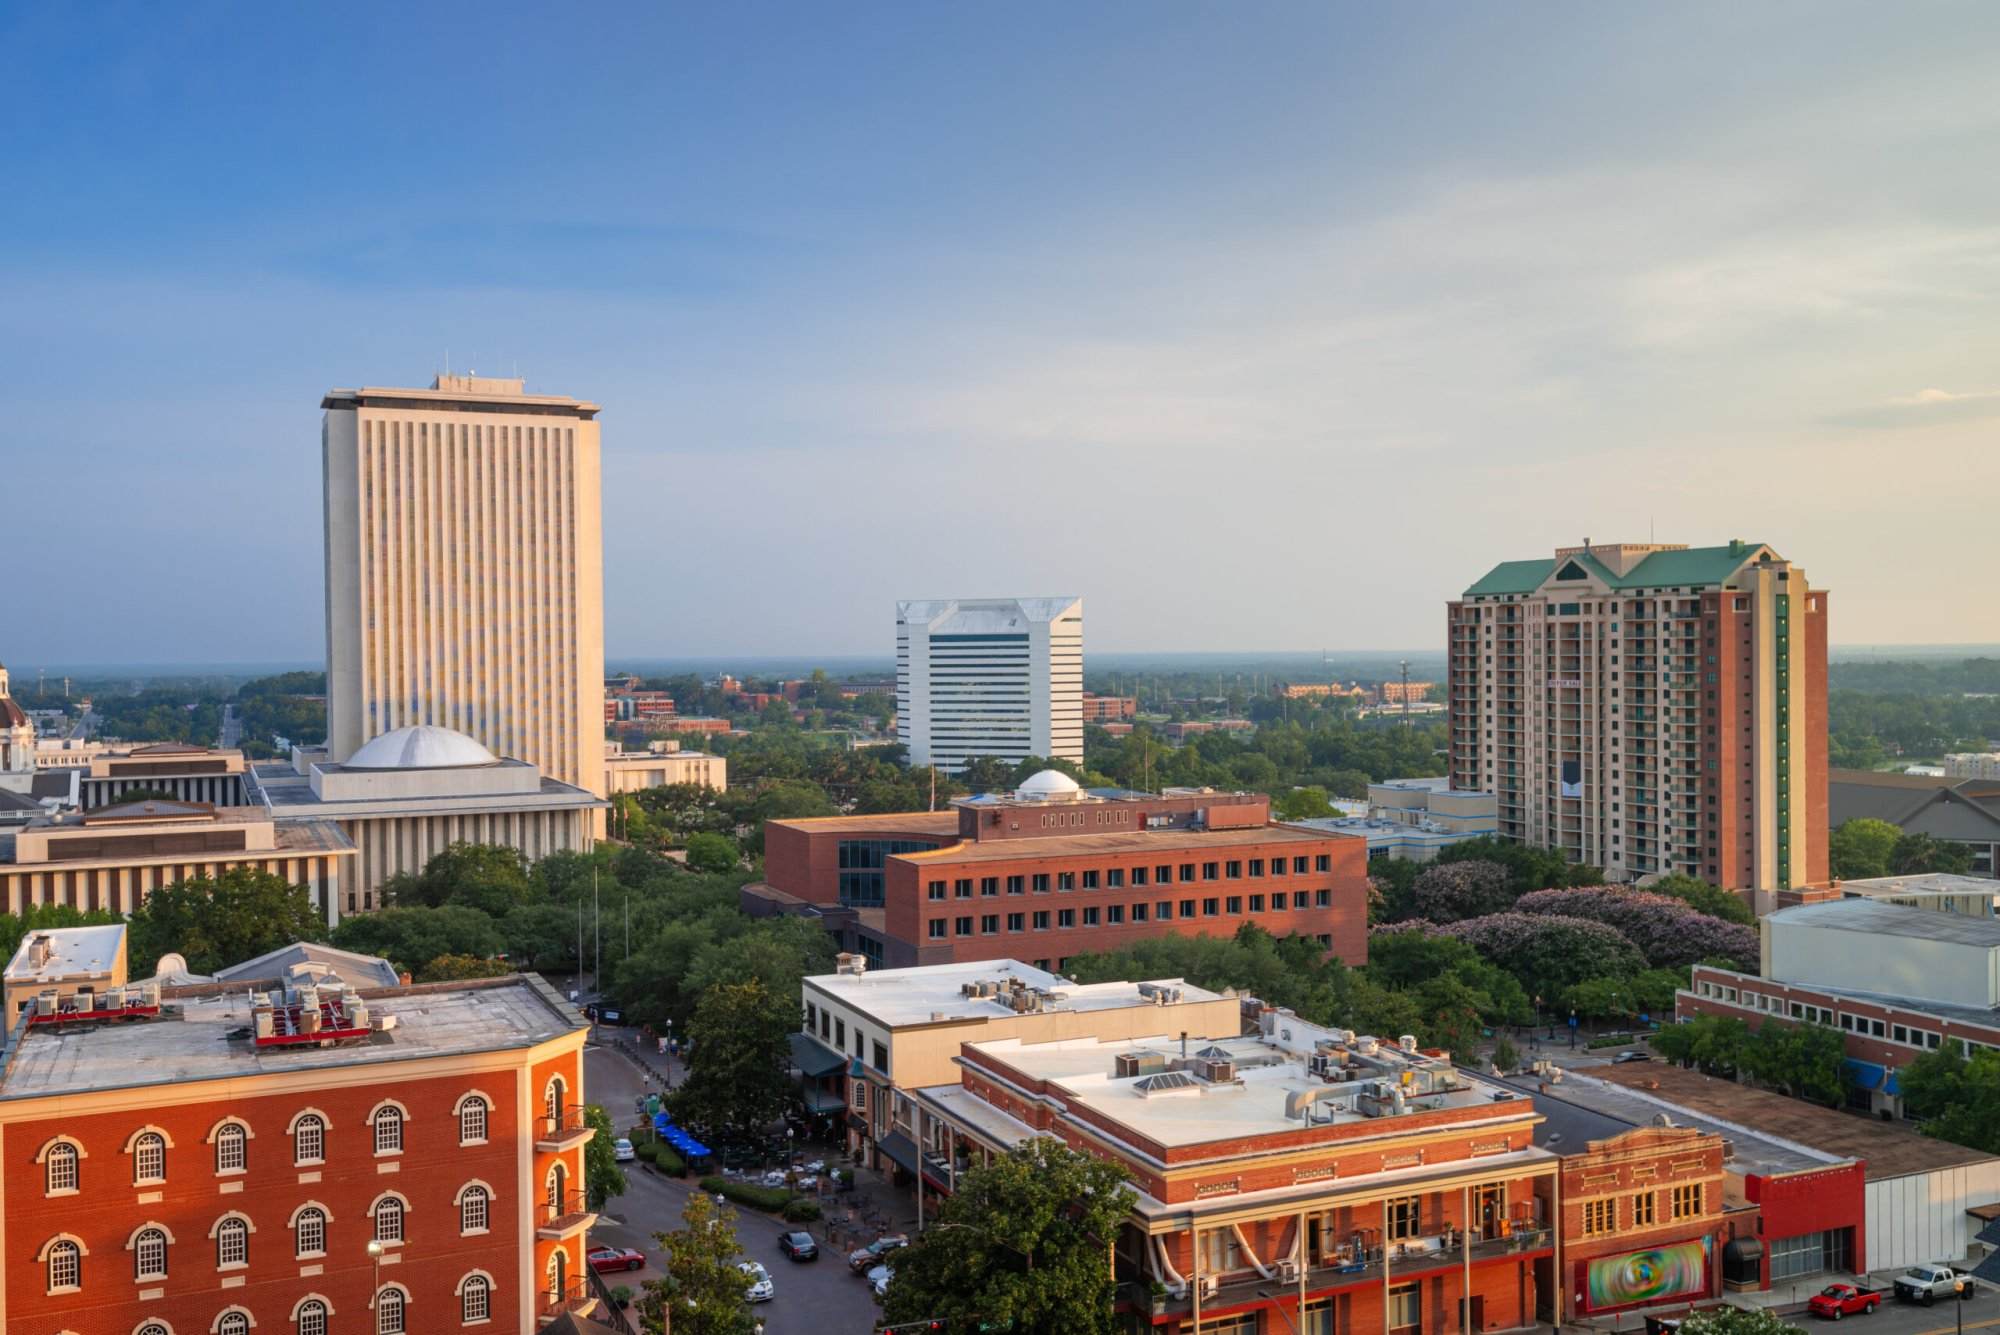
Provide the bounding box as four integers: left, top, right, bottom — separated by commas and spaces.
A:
1409, 860, 1516, 922
1432, 912, 1648, 992
1513, 887, 1758, 970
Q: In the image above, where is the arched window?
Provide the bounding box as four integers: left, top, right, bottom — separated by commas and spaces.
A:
297, 1300, 328, 1335
460, 1274, 491, 1324
457, 1095, 489, 1144
47, 1238, 82, 1291
216, 1217, 249, 1268
372, 1196, 404, 1244
545, 1076, 566, 1133
294, 1114, 325, 1166
134, 1227, 169, 1281
133, 1132, 167, 1185
218, 1314, 250, 1335
47, 1141, 80, 1194
294, 1207, 327, 1259
214, 1123, 247, 1174
547, 1247, 569, 1302
372, 1106, 403, 1155
546, 1162, 568, 1217
459, 1185, 490, 1234
136, 1324, 171, 1335
375, 1286, 405, 1335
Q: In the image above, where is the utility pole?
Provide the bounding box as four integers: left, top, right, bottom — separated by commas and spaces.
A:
1399, 659, 1411, 728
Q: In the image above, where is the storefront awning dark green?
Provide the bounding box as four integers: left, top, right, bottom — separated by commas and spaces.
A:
790, 1032, 846, 1078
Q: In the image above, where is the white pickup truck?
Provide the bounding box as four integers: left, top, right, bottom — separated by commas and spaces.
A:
1894, 1264, 1977, 1305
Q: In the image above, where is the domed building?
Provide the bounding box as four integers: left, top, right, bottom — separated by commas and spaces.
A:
247, 723, 605, 922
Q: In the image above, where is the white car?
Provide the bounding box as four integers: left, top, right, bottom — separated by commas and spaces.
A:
869, 1263, 893, 1298
613, 1138, 635, 1162
761, 1169, 789, 1188
740, 1261, 775, 1303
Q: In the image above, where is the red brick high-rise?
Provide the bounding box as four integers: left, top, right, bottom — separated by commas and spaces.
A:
1447, 540, 1827, 894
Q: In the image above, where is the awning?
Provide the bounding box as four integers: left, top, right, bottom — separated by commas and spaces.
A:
790, 1032, 846, 1079
1723, 1238, 1763, 1264
1976, 1218, 2000, 1248
1974, 1249, 2000, 1288
876, 1130, 919, 1176
1842, 1058, 1887, 1091
802, 1088, 848, 1113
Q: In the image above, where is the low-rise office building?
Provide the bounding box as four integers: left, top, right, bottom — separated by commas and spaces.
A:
1284, 780, 1499, 864
80, 742, 249, 808
1945, 753, 2000, 781
1830, 768, 2000, 879
250, 725, 604, 920
752, 774, 1369, 972
0, 799, 354, 920
794, 954, 1240, 1176
0, 965, 596, 1335
1833, 871, 2000, 918
601, 743, 726, 794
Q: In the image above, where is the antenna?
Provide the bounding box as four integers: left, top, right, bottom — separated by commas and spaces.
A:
1399, 659, 1411, 727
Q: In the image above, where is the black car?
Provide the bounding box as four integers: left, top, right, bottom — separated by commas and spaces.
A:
779, 1231, 818, 1262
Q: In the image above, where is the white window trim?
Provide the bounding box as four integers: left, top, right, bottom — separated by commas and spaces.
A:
40, 1233, 88, 1296
209, 1212, 256, 1272
126, 1127, 173, 1185
289, 1295, 337, 1322
131, 1322, 177, 1335
288, 1202, 333, 1260
453, 1090, 495, 1146
455, 1180, 497, 1237
288, 1107, 331, 1165
456, 1269, 498, 1326
210, 1307, 257, 1334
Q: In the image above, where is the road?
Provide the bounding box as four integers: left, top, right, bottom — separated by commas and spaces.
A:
219, 703, 241, 749
585, 1044, 889, 1334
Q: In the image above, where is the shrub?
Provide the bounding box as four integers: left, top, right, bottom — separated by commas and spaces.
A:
782, 1196, 822, 1222
699, 1175, 793, 1212
1514, 886, 1758, 970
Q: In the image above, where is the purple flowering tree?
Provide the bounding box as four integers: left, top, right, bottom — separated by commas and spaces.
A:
1432, 912, 1648, 991
1409, 859, 1516, 922
1513, 887, 1759, 970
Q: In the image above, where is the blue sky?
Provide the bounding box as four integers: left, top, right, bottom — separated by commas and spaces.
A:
5, 3, 1998, 663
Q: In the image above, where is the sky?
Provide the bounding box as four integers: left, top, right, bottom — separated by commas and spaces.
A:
5, 2, 1998, 664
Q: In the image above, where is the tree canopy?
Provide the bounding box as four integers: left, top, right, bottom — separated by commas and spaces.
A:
670, 979, 797, 1147
1899, 1039, 2000, 1154
127, 867, 326, 975
639, 1192, 754, 1335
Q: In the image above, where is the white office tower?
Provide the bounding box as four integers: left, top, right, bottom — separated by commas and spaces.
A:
896, 598, 1083, 773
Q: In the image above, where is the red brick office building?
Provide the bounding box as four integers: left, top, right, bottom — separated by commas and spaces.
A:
0, 971, 596, 1335
751, 772, 1369, 972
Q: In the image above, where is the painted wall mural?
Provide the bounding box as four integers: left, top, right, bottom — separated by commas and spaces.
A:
1585, 1239, 1709, 1311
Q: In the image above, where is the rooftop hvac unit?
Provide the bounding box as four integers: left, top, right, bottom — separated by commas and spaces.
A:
1399, 1034, 1419, 1053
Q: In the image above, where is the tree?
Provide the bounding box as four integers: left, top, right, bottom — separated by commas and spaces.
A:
1829, 818, 1901, 880
1274, 786, 1337, 820
384, 842, 533, 915
331, 906, 507, 975
1648, 873, 1755, 926
127, 868, 326, 975
1368, 856, 1421, 923
879, 1140, 1136, 1335
1434, 913, 1649, 993
415, 953, 513, 983
682, 832, 739, 875
1890, 832, 1976, 876
1900, 1040, 2000, 1154
1435, 836, 1598, 894
670, 980, 794, 1146
582, 1103, 627, 1209
0, 903, 123, 962
1410, 860, 1516, 922
640, 1192, 753, 1335
1739, 1022, 1848, 1106
1678, 1307, 1804, 1335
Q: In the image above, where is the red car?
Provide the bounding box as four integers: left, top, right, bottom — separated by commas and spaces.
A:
588, 1246, 646, 1273
1809, 1284, 1881, 1319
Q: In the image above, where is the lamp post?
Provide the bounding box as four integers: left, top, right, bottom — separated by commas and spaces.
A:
366, 1239, 385, 1311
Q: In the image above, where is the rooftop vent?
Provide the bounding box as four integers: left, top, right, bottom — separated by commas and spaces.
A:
834, 953, 867, 976
1115, 1050, 1169, 1080
1133, 1071, 1203, 1098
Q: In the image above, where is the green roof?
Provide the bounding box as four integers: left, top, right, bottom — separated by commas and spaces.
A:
1462, 543, 1769, 597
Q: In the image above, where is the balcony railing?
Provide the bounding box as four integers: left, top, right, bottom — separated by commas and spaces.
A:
537, 1189, 599, 1241
537, 1105, 597, 1153
538, 1280, 600, 1326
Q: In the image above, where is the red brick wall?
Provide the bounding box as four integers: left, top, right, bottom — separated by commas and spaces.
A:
1556, 1126, 1726, 1316
5, 1066, 537, 1335
1681, 966, 2000, 1071
762, 820, 957, 905
1744, 1161, 1866, 1282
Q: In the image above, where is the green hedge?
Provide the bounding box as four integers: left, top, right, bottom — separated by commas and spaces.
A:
782, 1197, 822, 1223
627, 1129, 686, 1177
699, 1175, 794, 1212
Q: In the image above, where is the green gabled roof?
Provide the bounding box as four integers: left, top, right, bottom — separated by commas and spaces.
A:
1616, 542, 1767, 590
1463, 541, 1770, 598
1464, 558, 1555, 597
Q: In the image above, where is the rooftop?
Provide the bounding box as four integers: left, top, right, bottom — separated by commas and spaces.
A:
1837, 873, 2000, 902
898, 822, 1340, 865
4, 924, 125, 984
0, 974, 582, 1101
1769, 897, 2000, 947
214, 942, 402, 990
1463, 541, 1776, 598
1590, 1062, 1992, 1179
803, 957, 1225, 1028
767, 810, 961, 837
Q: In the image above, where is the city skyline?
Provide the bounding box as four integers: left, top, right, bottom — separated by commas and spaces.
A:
7, 4, 2000, 663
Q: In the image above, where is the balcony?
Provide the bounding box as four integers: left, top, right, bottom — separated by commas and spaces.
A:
536, 1106, 597, 1154
537, 1190, 599, 1241
538, 1281, 601, 1326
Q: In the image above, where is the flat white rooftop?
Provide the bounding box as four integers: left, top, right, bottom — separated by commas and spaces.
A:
0, 976, 581, 1101
4, 923, 125, 984
803, 958, 1225, 1028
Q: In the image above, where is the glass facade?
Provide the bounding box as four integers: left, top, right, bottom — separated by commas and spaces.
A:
1768, 1229, 1849, 1282
836, 838, 934, 906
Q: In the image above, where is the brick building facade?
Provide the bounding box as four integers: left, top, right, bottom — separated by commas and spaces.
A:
1557, 1125, 1728, 1319
0, 973, 594, 1335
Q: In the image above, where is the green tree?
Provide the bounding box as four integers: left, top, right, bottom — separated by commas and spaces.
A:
582, 1103, 628, 1209
1648, 874, 1754, 926
1900, 1040, 2000, 1154
1829, 818, 1901, 880
1491, 1037, 1521, 1072
670, 980, 794, 1145
384, 842, 534, 915
415, 953, 513, 983
1274, 786, 1337, 820
1650, 1013, 1749, 1077
1739, 1022, 1848, 1105
1435, 836, 1598, 894
682, 832, 739, 875
1678, 1307, 1804, 1335
331, 906, 507, 975
879, 1141, 1136, 1335
127, 867, 326, 975
1890, 832, 1976, 876
640, 1191, 753, 1335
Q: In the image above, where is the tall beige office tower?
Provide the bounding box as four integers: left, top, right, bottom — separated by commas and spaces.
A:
321, 374, 605, 801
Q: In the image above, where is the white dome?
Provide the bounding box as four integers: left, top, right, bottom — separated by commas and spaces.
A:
345, 725, 499, 770
1015, 769, 1083, 802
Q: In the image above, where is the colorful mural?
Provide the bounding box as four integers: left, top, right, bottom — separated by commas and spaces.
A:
1585, 1239, 1709, 1311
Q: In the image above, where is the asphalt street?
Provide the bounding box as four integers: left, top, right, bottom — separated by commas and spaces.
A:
585, 1044, 890, 1334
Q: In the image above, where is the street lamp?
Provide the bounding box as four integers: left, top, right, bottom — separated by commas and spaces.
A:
366, 1240, 385, 1310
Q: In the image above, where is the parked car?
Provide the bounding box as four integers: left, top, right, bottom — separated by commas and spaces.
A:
588, 1246, 646, 1273
1612, 1050, 1652, 1063
868, 1263, 894, 1298
613, 1138, 635, 1162
848, 1235, 910, 1273
1809, 1284, 1882, 1319
779, 1230, 818, 1261
1895, 1265, 1976, 1305
740, 1261, 775, 1303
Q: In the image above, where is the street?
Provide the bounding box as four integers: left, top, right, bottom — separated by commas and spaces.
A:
585, 1044, 890, 1334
